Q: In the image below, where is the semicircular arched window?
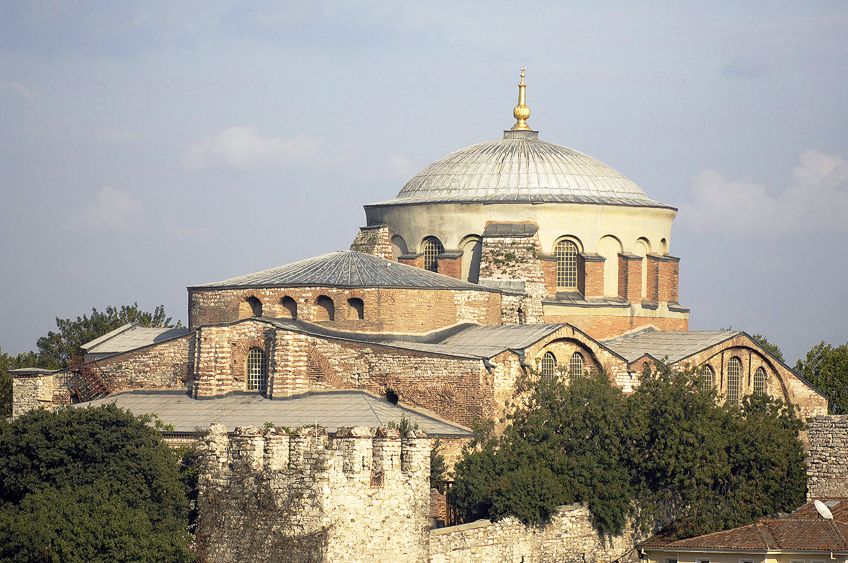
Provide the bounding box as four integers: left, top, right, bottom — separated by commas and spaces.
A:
555, 240, 578, 289
753, 367, 767, 396
569, 352, 585, 382
247, 347, 268, 393
727, 357, 742, 405
699, 364, 715, 391
422, 237, 445, 273
540, 352, 557, 381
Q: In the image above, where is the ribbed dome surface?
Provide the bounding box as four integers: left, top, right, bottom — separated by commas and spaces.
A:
375, 133, 669, 208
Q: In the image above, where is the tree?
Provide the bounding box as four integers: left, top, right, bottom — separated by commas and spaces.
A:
452, 371, 633, 535
796, 341, 848, 414
629, 363, 805, 538
35, 303, 178, 369
750, 333, 785, 363
451, 363, 807, 540
0, 405, 192, 561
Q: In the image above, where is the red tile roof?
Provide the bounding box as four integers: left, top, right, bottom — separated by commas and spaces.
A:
642, 499, 848, 552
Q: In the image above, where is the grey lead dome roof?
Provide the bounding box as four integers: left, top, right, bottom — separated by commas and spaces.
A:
370, 131, 671, 209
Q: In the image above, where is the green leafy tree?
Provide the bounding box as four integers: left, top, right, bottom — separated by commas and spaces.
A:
430, 439, 449, 493
750, 333, 785, 363
35, 303, 178, 369
796, 341, 848, 414
452, 372, 633, 535
452, 363, 807, 540
629, 363, 805, 538
0, 405, 192, 561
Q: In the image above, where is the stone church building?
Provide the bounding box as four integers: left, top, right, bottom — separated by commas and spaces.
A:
12, 71, 827, 435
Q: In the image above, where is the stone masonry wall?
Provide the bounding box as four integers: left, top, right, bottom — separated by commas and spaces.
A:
11, 370, 74, 417
807, 415, 848, 498
428, 504, 636, 563
196, 424, 431, 563
479, 232, 546, 323
86, 334, 193, 393
349, 225, 394, 260
189, 286, 502, 333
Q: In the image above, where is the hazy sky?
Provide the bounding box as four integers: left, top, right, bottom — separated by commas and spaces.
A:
1, 1, 846, 362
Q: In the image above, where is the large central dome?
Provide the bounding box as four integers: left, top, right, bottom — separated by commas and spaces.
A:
384, 130, 668, 208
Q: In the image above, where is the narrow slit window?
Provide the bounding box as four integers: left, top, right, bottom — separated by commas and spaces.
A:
727, 357, 742, 405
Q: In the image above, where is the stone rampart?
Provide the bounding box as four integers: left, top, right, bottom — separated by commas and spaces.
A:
428, 504, 636, 562
196, 424, 431, 563
807, 415, 848, 498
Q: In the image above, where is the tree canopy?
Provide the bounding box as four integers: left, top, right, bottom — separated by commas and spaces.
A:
36, 303, 178, 369
0, 405, 192, 562
750, 333, 785, 363
451, 363, 807, 539
796, 341, 848, 414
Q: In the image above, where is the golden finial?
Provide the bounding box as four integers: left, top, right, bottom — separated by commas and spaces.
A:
511, 66, 531, 131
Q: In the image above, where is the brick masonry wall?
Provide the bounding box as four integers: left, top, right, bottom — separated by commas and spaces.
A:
349, 225, 394, 260
428, 504, 636, 562
807, 415, 848, 498
666, 334, 827, 419
618, 254, 642, 302
189, 286, 502, 333
544, 313, 688, 341
196, 424, 431, 563
578, 255, 605, 298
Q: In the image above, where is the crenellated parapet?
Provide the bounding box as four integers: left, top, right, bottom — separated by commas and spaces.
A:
196, 423, 431, 562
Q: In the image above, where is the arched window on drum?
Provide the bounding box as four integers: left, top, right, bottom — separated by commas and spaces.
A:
554, 239, 579, 289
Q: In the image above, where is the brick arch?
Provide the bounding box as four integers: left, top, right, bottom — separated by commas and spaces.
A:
694, 345, 792, 407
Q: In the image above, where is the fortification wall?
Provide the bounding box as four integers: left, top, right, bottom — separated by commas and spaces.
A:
807, 415, 848, 498
196, 424, 431, 563
428, 504, 636, 563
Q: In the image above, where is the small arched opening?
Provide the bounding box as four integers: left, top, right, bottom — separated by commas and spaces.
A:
727, 357, 742, 405
385, 388, 399, 405
315, 295, 335, 321
421, 236, 445, 273
699, 364, 715, 391
280, 296, 297, 319
347, 297, 364, 320
554, 238, 580, 290
246, 347, 268, 393
753, 367, 767, 396
569, 352, 586, 382
240, 296, 263, 318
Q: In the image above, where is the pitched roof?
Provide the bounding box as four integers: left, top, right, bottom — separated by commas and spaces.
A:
642, 499, 848, 553
190, 251, 497, 292
81, 323, 190, 354
77, 390, 472, 437
602, 327, 738, 363
267, 319, 565, 360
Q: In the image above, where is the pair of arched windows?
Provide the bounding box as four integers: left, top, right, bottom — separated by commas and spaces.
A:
540, 351, 587, 382
700, 360, 768, 404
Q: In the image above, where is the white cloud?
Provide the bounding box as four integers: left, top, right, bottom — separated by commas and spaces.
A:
184, 126, 321, 171
82, 186, 141, 230
679, 150, 848, 237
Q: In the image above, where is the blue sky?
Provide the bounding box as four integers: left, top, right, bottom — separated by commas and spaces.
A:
1, 1, 846, 362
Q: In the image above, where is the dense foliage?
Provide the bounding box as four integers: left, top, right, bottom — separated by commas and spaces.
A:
0, 405, 192, 561
451, 363, 807, 539
35, 303, 177, 369
1, 303, 177, 417
796, 341, 848, 414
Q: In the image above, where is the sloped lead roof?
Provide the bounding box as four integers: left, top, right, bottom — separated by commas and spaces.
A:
82, 323, 189, 354
78, 390, 472, 437
369, 132, 673, 209
192, 251, 496, 292
602, 327, 738, 363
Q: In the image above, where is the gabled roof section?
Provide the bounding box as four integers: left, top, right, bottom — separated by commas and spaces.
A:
191, 251, 498, 292
602, 327, 739, 364
262, 318, 566, 360
82, 323, 190, 355
77, 390, 473, 437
